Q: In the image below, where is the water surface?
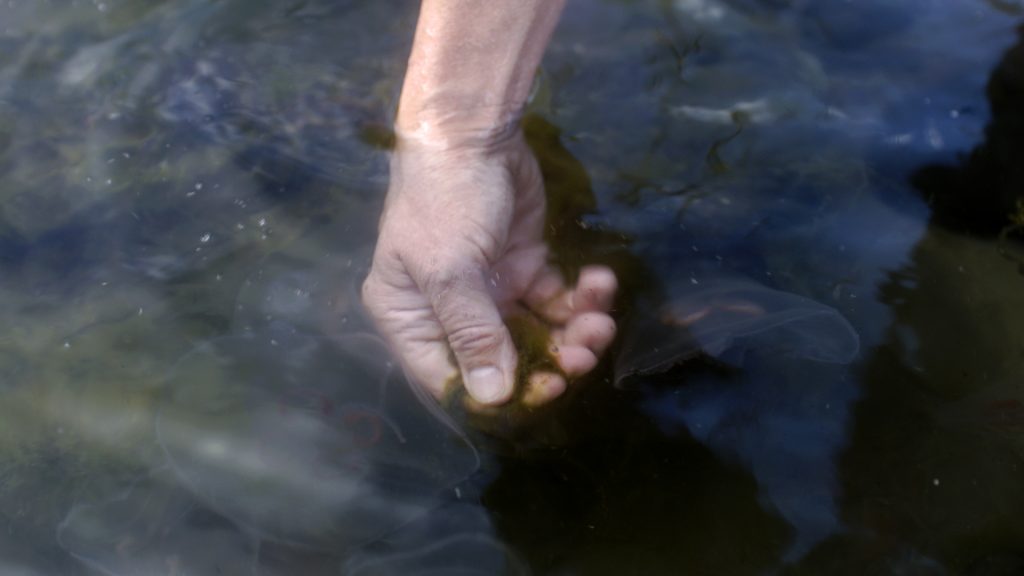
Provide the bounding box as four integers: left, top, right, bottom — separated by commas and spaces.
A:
2, 0, 1023, 574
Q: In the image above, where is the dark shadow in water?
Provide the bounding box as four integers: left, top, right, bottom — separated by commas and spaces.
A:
481, 114, 863, 573
911, 24, 1024, 239
784, 233, 1024, 575
523, 115, 654, 297
789, 26, 1024, 576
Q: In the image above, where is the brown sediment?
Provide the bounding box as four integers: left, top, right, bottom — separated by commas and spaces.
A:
441, 314, 565, 433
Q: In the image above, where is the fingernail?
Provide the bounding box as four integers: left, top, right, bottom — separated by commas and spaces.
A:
466, 366, 507, 404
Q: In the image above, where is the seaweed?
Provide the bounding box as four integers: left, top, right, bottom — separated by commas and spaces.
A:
442, 314, 565, 436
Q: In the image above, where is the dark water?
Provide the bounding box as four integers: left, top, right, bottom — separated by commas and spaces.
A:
2, 0, 1023, 574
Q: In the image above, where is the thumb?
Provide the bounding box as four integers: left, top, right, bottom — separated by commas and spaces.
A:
428, 267, 517, 405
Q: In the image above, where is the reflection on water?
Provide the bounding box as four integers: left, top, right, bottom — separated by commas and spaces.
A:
2, 0, 1023, 574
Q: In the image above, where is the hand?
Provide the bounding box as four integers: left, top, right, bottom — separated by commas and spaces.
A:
362, 130, 617, 407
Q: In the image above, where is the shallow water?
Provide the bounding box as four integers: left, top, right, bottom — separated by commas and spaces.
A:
2, 0, 1023, 574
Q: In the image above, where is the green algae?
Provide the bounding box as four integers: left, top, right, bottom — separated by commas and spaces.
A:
442, 314, 565, 435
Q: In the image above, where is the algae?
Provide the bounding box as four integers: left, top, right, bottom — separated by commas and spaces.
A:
442, 314, 565, 435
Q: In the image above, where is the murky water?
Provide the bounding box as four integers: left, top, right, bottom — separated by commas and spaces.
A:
2, 0, 1023, 574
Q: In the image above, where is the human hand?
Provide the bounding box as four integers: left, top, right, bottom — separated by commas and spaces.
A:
361, 130, 617, 407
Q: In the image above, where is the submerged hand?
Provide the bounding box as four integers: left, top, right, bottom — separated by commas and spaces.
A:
362, 131, 617, 407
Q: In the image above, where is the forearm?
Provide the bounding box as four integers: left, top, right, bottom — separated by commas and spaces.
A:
397, 0, 566, 146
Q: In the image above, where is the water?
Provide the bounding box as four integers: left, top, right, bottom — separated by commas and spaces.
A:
1, 0, 1023, 574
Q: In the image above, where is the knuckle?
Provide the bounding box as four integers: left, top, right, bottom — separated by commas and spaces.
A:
423, 264, 463, 295
447, 323, 505, 360
422, 261, 477, 305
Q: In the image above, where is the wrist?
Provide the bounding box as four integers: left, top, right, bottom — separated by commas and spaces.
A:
394, 101, 523, 152
395, 0, 564, 151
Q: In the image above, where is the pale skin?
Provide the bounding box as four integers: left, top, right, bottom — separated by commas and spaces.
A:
362, 0, 618, 407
